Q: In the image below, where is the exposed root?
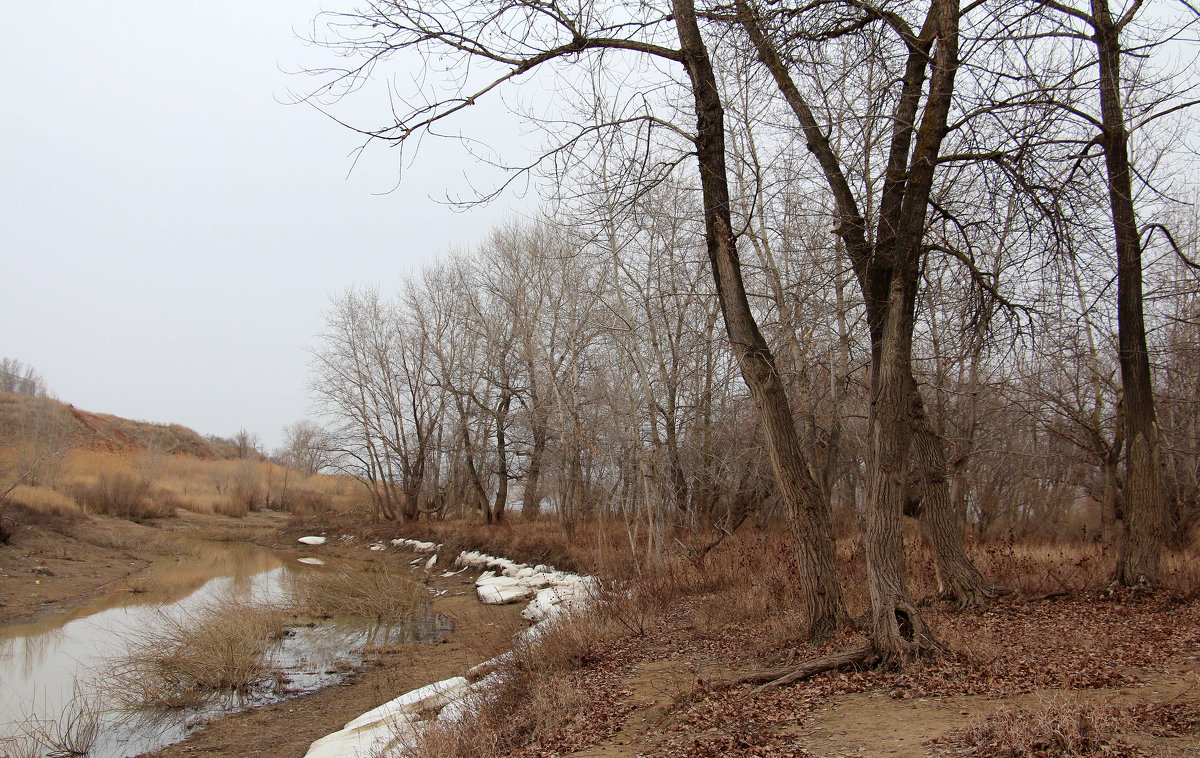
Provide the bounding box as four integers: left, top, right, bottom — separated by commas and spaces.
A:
736, 645, 880, 694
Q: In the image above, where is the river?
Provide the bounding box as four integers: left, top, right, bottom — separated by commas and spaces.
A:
0, 539, 448, 758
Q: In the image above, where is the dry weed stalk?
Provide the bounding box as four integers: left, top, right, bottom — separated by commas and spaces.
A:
1, 684, 102, 758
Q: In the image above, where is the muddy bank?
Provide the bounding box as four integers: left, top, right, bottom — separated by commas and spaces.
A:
0, 511, 529, 758
140, 576, 526, 758
0, 509, 290, 624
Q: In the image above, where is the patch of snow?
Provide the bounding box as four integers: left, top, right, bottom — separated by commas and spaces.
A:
297, 536, 326, 546
307, 548, 600, 755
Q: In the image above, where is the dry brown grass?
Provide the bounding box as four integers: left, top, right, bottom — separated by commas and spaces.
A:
72, 472, 175, 521
408, 609, 626, 758
102, 600, 287, 709
409, 665, 590, 758
1, 446, 357, 531
1, 485, 87, 535
287, 561, 426, 622
936, 696, 1143, 757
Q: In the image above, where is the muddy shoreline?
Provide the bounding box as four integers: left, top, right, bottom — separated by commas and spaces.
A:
0, 510, 524, 758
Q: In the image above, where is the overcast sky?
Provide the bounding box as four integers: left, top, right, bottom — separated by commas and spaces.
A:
1, 2, 530, 450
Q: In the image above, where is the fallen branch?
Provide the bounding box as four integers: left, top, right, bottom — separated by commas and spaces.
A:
736, 645, 879, 694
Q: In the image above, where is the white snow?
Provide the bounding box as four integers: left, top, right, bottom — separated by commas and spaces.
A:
390, 538, 439, 553
297, 536, 326, 546
304, 548, 599, 757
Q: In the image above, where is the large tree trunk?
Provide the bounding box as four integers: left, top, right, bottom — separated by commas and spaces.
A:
1091, 0, 1166, 584
673, 0, 846, 640
865, 282, 940, 664
736, 0, 986, 615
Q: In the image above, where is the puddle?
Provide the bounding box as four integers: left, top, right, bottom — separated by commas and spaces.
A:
0, 540, 450, 758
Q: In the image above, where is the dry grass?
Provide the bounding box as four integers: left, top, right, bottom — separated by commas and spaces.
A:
409, 664, 590, 758
287, 561, 426, 622
102, 600, 287, 710
0, 684, 103, 758
72, 472, 174, 521
408, 610, 623, 758
0, 446, 357, 531
1, 485, 87, 535
936, 696, 1142, 757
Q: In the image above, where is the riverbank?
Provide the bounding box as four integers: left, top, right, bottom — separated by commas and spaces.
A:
0, 509, 530, 758
4, 511, 1199, 757
0, 508, 289, 624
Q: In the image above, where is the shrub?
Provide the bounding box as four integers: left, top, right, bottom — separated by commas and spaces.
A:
72, 473, 174, 521
102, 601, 286, 709
288, 562, 425, 621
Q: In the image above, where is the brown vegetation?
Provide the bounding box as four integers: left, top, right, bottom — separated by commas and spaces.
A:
102, 601, 289, 709
287, 561, 426, 622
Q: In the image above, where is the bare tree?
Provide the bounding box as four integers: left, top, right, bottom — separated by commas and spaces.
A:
301, 0, 852, 637
280, 420, 332, 477
0, 358, 49, 397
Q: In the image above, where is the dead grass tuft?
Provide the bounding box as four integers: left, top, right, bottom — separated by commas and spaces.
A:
287, 561, 426, 622
0, 684, 102, 758
410, 665, 589, 758
935, 696, 1150, 757
409, 613, 614, 758
102, 600, 286, 709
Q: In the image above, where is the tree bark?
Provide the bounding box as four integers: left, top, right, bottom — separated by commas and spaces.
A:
673, 0, 846, 639
1091, 0, 1166, 584
736, 0, 989, 611
908, 381, 994, 606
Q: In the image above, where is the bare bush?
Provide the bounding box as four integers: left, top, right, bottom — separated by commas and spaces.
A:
72, 473, 173, 521
102, 601, 286, 710
287, 562, 425, 622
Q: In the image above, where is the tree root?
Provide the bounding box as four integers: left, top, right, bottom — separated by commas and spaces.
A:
736, 645, 880, 695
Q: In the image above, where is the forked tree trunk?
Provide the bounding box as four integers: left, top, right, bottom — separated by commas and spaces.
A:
673, 0, 846, 639
736, 0, 986, 614
866, 285, 940, 664
1091, 0, 1166, 584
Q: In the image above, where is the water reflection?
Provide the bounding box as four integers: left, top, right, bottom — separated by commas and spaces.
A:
0, 540, 452, 758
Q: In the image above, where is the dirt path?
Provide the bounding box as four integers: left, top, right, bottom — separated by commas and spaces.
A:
500, 595, 1200, 758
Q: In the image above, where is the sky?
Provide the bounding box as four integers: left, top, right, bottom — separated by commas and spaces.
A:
1, 2, 531, 451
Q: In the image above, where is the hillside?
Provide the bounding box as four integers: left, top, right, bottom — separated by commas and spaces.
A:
0, 390, 245, 460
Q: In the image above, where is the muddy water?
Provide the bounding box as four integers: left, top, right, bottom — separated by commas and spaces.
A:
0, 540, 448, 758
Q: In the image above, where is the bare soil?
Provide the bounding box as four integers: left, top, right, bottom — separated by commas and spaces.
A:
503, 595, 1200, 758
